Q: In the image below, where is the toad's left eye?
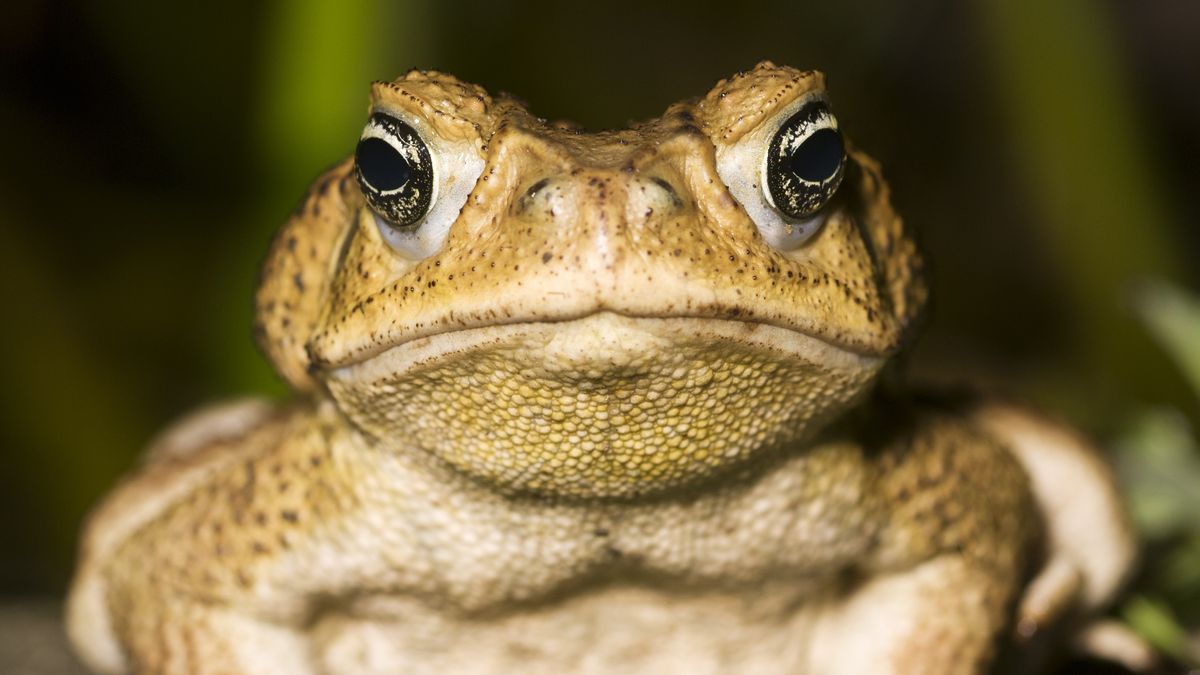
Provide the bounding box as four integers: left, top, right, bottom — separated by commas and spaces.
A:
764, 101, 845, 221
355, 113, 434, 229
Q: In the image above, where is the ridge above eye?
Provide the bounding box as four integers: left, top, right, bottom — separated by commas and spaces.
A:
764, 100, 845, 221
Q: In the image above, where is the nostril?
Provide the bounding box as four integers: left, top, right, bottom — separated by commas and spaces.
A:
524, 177, 552, 199
648, 176, 684, 210
650, 176, 678, 200
516, 177, 559, 216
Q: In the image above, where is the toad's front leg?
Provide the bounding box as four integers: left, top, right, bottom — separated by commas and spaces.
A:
808, 554, 1023, 675
808, 412, 1042, 675
67, 403, 419, 675
105, 595, 317, 675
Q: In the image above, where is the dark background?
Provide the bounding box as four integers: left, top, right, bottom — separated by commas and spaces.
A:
1, 0, 1198, 668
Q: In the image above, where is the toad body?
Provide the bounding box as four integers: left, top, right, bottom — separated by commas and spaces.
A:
66, 63, 1136, 674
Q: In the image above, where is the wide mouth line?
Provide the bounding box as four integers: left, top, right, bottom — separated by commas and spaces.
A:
316, 310, 883, 372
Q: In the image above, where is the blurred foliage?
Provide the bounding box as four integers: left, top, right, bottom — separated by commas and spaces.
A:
0, 1, 1197, 664
1116, 281, 1200, 666
979, 0, 1179, 405
1134, 282, 1200, 395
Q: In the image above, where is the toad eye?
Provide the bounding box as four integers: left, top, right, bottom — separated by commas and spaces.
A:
764, 101, 845, 221
355, 113, 434, 229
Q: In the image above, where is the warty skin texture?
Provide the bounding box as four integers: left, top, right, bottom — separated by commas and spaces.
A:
66, 63, 1135, 674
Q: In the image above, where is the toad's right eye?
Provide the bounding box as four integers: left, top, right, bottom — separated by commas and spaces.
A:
763, 100, 845, 222
354, 113, 434, 229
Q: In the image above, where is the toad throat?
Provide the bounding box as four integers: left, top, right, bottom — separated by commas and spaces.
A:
327, 312, 882, 498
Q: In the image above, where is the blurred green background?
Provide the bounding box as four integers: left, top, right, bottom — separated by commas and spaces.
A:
1, 0, 1198, 667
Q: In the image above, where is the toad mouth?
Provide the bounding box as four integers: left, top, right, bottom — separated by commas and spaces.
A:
326, 311, 884, 384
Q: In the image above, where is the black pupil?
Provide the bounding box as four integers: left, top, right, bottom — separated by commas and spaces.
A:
788, 128, 843, 182
356, 137, 411, 191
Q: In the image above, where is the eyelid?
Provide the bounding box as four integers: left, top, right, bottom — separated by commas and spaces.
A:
713, 92, 840, 251
355, 113, 435, 228
356, 110, 487, 260
763, 102, 844, 220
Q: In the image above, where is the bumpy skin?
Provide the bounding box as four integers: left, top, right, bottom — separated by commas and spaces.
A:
66, 63, 1135, 674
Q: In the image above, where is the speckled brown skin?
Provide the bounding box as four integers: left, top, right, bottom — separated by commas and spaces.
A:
66, 63, 1135, 674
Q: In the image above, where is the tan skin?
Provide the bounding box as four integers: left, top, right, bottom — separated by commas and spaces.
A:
66, 63, 1134, 674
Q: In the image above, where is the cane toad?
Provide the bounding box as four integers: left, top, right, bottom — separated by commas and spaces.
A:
66, 63, 1136, 674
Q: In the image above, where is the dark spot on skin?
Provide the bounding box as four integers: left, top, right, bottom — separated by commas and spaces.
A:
281, 510, 299, 523
240, 462, 257, 495
593, 528, 609, 537
542, 252, 553, 264
670, 123, 706, 139
292, 273, 305, 292
317, 174, 334, 197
